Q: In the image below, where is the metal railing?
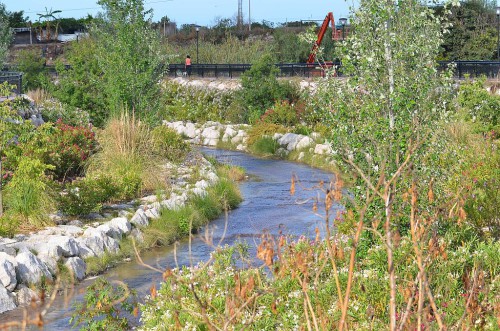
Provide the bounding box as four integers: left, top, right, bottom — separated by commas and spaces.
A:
168, 61, 500, 79
167, 62, 341, 78
0, 72, 23, 94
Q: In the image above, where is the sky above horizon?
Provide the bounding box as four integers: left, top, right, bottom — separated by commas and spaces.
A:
1, 0, 357, 27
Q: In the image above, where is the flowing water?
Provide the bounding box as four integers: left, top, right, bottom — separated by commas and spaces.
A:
0, 148, 341, 330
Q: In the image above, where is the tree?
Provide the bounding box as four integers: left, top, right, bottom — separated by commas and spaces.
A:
36, 7, 62, 42
318, 0, 455, 329
91, 0, 166, 118
0, 4, 12, 67
438, 0, 498, 59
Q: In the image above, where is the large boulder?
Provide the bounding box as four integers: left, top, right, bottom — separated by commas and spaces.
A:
0, 253, 17, 291
107, 217, 132, 236
16, 251, 53, 285
0, 286, 16, 313
82, 228, 120, 255
130, 208, 149, 227
278, 133, 302, 151
64, 257, 86, 281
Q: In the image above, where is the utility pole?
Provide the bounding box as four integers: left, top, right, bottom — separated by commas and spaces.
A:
237, 0, 243, 30
248, 0, 251, 31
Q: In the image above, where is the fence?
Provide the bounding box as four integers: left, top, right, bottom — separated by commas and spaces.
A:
167, 62, 342, 78
0, 72, 23, 94
168, 61, 500, 79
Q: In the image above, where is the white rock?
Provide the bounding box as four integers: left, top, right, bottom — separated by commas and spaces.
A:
16, 251, 53, 285
278, 133, 302, 151
296, 136, 314, 150
37, 225, 83, 237
65, 257, 86, 281
201, 127, 220, 141
314, 143, 333, 155
191, 187, 207, 197
236, 144, 245, 151
107, 217, 132, 236
184, 122, 197, 138
46, 236, 80, 257
0, 253, 17, 291
298, 152, 305, 161
0, 286, 16, 313
195, 180, 209, 190
76, 234, 105, 257
130, 209, 149, 227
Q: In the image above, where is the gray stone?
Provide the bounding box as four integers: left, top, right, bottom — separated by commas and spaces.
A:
184, 122, 197, 138
145, 207, 160, 220
95, 224, 121, 240
130, 209, 149, 227
130, 228, 144, 243
0, 253, 17, 291
0, 286, 16, 313
278, 133, 302, 151
15, 285, 40, 306
74, 239, 97, 259
45, 236, 80, 257
82, 228, 119, 255
202, 127, 220, 141
107, 217, 132, 236
68, 220, 84, 227
64, 257, 86, 281
77, 233, 105, 257
16, 251, 53, 285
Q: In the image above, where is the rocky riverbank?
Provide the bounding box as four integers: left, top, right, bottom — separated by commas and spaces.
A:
164, 120, 335, 160
0, 152, 219, 314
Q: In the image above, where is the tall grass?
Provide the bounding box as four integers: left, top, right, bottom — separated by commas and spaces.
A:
86, 112, 167, 200
164, 36, 270, 64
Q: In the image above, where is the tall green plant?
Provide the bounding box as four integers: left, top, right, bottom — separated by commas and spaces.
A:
320, 0, 455, 328
0, 4, 12, 67
92, 0, 166, 118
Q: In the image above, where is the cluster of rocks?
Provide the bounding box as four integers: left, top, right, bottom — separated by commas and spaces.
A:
163, 121, 334, 159
0, 154, 219, 314
167, 77, 317, 92
164, 121, 250, 151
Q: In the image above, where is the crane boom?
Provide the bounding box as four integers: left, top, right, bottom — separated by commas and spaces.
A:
307, 12, 345, 64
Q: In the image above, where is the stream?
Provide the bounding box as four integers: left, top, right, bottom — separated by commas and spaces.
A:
0, 148, 341, 330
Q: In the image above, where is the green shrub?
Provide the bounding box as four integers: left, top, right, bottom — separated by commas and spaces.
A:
4, 157, 55, 227
57, 176, 118, 216
160, 82, 241, 123
70, 277, 138, 331
458, 77, 500, 134
39, 99, 91, 127
150, 125, 190, 162
15, 49, 51, 91
260, 100, 299, 127
239, 54, 300, 123
246, 122, 288, 147
5, 120, 97, 181
249, 136, 280, 156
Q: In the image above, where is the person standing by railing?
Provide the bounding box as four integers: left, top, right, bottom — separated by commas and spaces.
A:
185, 55, 192, 76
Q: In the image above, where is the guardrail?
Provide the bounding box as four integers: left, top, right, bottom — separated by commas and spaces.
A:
167, 62, 342, 78
0, 72, 23, 94
168, 61, 500, 79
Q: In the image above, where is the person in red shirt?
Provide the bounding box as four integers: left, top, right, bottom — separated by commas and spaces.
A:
185, 55, 192, 76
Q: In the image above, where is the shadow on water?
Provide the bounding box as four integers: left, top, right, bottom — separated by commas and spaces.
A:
0, 148, 342, 330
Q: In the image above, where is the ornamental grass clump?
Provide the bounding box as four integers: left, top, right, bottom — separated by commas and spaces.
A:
86, 112, 168, 200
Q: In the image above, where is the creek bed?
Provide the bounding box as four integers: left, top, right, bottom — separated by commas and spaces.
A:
0, 148, 340, 330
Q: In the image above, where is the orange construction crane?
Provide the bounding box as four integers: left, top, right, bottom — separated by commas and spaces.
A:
306, 12, 346, 63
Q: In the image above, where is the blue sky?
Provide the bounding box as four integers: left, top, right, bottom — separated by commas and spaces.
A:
1, 0, 357, 27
